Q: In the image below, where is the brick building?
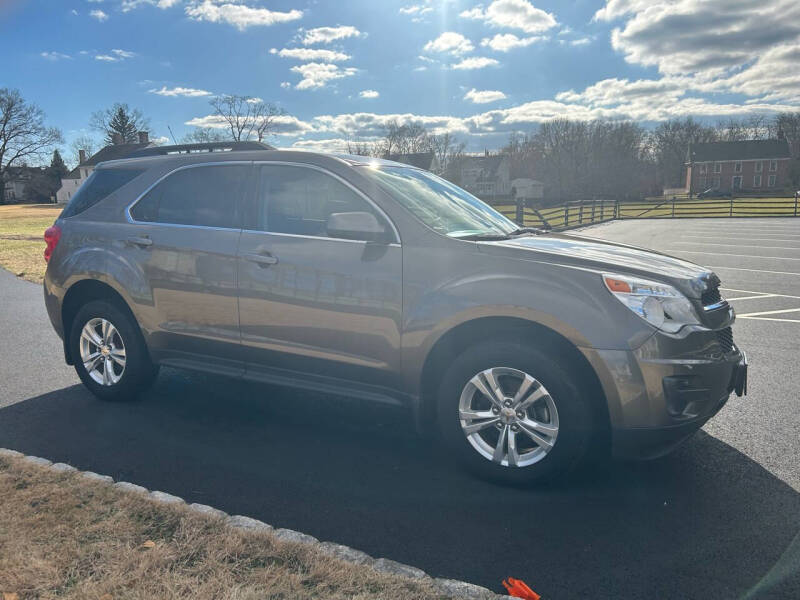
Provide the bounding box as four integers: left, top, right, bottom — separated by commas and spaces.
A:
685, 139, 792, 195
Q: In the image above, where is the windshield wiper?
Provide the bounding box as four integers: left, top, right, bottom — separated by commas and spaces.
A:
457, 232, 511, 241
508, 227, 548, 236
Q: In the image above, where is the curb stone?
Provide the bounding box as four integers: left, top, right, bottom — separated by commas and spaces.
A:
149, 490, 184, 504
189, 503, 228, 519
113, 481, 148, 495
81, 471, 113, 484
0, 449, 510, 599
226, 515, 273, 532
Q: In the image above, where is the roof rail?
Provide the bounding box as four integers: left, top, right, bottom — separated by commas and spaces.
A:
127, 141, 273, 158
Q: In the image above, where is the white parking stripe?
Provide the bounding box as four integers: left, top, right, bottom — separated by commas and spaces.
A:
671, 242, 800, 250
708, 266, 800, 276
738, 316, 800, 322
679, 236, 800, 242
726, 294, 779, 301
677, 251, 800, 261
737, 307, 800, 317
720, 287, 800, 299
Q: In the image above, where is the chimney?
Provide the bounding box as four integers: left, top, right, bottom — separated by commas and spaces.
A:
78, 149, 86, 164
138, 131, 149, 144
485, 149, 489, 157
111, 133, 123, 145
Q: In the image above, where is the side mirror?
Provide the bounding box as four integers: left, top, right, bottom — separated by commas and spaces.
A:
326, 211, 391, 243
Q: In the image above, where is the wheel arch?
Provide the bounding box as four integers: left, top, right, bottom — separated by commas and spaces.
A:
61, 279, 140, 365
417, 316, 611, 444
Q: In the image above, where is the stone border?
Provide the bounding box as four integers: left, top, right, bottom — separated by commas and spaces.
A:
0, 448, 510, 600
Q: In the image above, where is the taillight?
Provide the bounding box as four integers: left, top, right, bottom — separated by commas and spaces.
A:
44, 225, 61, 262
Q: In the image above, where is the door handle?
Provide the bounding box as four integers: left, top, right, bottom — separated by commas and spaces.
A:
243, 252, 278, 267
127, 236, 153, 248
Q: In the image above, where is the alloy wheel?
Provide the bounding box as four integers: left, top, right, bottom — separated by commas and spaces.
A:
79, 317, 126, 386
458, 367, 559, 467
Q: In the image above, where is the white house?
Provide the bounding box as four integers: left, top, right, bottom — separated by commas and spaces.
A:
511, 178, 544, 201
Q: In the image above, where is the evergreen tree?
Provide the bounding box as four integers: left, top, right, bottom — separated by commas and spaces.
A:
90, 103, 150, 145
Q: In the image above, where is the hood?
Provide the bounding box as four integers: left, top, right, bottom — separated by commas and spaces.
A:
478, 232, 714, 298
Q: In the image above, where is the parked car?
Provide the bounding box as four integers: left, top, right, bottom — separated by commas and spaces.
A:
43, 142, 747, 484
697, 188, 733, 198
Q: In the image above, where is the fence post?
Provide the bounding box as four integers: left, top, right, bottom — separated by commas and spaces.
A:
795, 191, 798, 217
578, 200, 584, 224
515, 196, 524, 225
591, 200, 597, 223
615, 199, 619, 219
730, 196, 734, 217
600, 199, 605, 221
564, 204, 569, 228
671, 197, 676, 218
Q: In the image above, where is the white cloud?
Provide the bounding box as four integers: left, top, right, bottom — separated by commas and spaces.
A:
570, 37, 591, 46
288, 138, 352, 153
151, 135, 171, 145
270, 47, 351, 62
280, 81, 291, 88
465, 88, 507, 104
480, 33, 543, 51
185, 113, 314, 136
89, 9, 109, 21
460, 0, 557, 34
95, 48, 136, 62
423, 32, 474, 55
40, 51, 72, 61
399, 5, 433, 15
185, 1, 302, 30
291, 62, 358, 90
149, 85, 213, 97
121, 0, 181, 10
301, 26, 362, 45
451, 56, 499, 70
360, 89, 380, 99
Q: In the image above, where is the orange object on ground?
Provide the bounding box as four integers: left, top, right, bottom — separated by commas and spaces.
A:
502, 577, 541, 600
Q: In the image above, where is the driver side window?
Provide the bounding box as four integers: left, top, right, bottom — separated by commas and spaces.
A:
253, 165, 383, 240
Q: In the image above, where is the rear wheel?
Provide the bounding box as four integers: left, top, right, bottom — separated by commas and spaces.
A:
70, 300, 158, 401
437, 339, 592, 484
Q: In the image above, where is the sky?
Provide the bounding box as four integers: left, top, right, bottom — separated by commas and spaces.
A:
2, 0, 799, 158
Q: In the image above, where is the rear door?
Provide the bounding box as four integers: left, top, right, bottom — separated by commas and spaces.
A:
237, 163, 403, 388
127, 163, 251, 374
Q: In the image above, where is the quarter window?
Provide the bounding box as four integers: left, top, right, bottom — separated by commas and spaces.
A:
252, 165, 388, 240
130, 165, 248, 228
62, 168, 145, 219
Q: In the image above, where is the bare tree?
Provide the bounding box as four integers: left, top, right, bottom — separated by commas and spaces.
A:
0, 88, 63, 189
429, 132, 465, 174
345, 139, 376, 156
376, 120, 430, 156
181, 127, 231, 144
69, 135, 98, 166
90, 103, 150, 145
652, 117, 718, 188
208, 95, 286, 142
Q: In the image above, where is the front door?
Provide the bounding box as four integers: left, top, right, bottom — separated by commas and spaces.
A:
237, 163, 402, 388
732, 176, 742, 191
127, 163, 250, 372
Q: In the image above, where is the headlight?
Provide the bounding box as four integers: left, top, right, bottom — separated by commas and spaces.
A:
603, 273, 701, 333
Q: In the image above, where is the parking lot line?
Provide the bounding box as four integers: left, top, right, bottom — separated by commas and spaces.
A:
671, 242, 800, 250
736, 307, 800, 317
707, 266, 800, 276
677, 251, 800, 261
720, 287, 800, 299
679, 236, 800, 243
738, 316, 800, 323
725, 294, 779, 301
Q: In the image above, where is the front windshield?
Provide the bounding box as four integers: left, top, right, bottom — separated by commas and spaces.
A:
360, 166, 517, 238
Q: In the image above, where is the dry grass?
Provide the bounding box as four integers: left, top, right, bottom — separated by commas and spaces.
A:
0, 204, 62, 283
0, 456, 452, 600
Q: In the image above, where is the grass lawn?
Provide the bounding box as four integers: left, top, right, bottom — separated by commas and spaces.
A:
0, 454, 455, 600
0, 204, 62, 283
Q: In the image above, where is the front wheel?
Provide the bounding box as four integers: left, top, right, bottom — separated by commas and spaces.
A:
70, 299, 158, 401
437, 339, 593, 485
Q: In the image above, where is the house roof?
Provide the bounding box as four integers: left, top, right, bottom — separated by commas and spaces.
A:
687, 139, 792, 163
461, 154, 507, 175
3, 166, 46, 181
64, 142, 152, 179
383, 152, 435, 170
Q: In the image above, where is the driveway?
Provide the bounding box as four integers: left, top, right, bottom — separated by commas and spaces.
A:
1, 220, 799, 599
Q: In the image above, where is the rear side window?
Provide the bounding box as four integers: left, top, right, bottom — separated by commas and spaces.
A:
61, 168, 144, 218
130, 165, 248, 229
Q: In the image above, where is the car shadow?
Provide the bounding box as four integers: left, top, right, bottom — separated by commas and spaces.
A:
0, 369, 798, 600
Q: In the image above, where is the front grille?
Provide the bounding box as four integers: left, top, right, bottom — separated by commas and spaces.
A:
716, 327, 734, 353
702, 284, 722, 307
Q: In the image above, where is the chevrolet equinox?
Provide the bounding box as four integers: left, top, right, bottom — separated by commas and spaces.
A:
43, 142, 748, 484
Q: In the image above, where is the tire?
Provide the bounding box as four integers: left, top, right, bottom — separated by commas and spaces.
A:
70, 299, 159, 401
436, 338, 593, 485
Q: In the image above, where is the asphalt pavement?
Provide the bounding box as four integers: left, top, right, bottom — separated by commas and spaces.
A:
1, 219, 799, 599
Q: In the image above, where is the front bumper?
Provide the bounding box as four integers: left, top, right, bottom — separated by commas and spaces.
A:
582, 332, 747, 460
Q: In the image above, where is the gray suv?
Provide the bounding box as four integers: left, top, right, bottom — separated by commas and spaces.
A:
43, 142, 747, 484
